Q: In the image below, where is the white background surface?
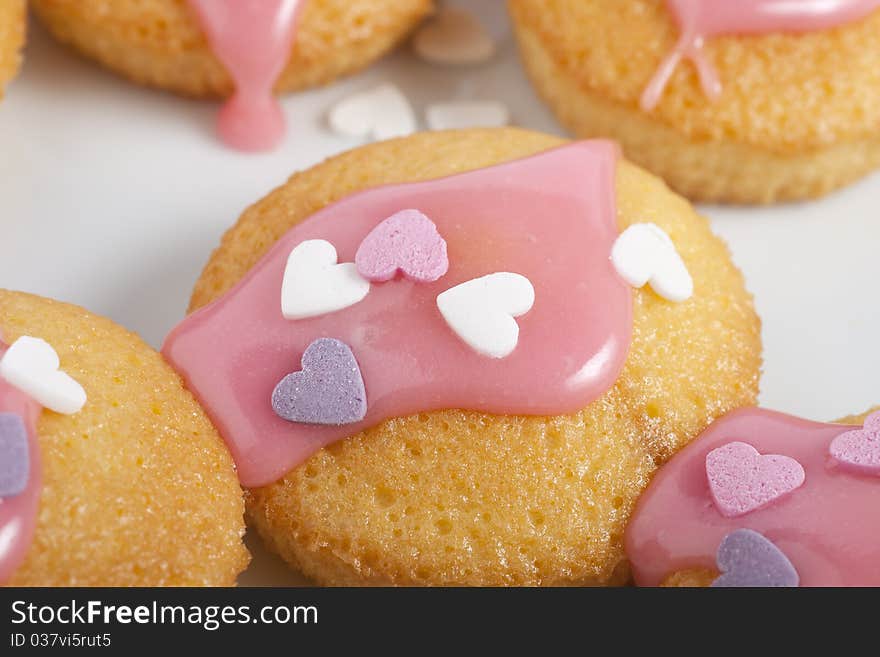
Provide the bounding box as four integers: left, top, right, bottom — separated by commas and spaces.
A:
1, 2, 877, 585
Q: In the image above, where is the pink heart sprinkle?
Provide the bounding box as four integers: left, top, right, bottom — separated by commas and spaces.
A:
829, 411, 880, 476
355, 209, 449, 283
706, 441, 805, 518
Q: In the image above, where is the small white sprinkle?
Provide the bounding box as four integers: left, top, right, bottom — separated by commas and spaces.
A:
413, 7, 496, 66
327, 84, 416, 141
426, 101, 510, 131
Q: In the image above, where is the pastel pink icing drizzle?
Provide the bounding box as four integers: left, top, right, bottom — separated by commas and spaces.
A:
187, 0, 305, 151
626, 408, 880, 587
163, 141, 633, 488
0, 339, 43, 585
642, 0, 880, 110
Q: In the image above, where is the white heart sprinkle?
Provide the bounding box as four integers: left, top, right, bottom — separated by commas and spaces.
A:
0, 336, 86, 414
436, 273, 535, 359
328, 84, 417, 141
611, 223, 694, 302
281, 240, 371, 320
426, 101, 510, 131
413, 7, 496, 66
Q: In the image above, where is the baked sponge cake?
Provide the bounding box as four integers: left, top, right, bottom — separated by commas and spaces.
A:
0, 290, 248, 586
627, 406, 880, 587
30, 0, 433, 150
163, 128, 761, 586
508, 0, 880, 204
0, 0, 25, 100
31, 0, 432, 97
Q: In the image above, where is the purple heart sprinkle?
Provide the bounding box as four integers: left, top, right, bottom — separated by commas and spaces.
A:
0, 412, 30, 498
271, 338, 367, 426
711, 529, 799, 588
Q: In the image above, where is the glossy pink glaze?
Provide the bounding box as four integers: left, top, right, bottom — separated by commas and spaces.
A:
0, 340, 42, 585
626, 408, 880, 587
642, 0, 880, 110
188, 0, 305, 151
163, 141, 632, 488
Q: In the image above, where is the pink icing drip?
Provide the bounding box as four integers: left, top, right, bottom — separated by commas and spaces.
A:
163, 141, 633, 488
625, 408, 880, 587
0, 340, 42, 585
641, 0, 880, 110
187, 0, 305, 151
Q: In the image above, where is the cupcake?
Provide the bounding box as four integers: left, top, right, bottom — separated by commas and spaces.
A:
0, 0, 25, 99
0, 290, 248, 585
163, 128, 761, 585
626, 406, 880, 586
509, 0, 880, 203
31, 0, 433, 150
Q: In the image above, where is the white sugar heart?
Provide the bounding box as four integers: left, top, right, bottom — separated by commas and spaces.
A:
281, 239, 371, 320
611, 223, 693, 302
436, 272, 535, 359
413, 7, 496, 66
425, 101, 510, 131
328, 84, 416, 141
0, 336, 86, 414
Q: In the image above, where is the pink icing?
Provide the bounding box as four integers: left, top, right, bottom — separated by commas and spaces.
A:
163, 141, 633, 488
626, 408, 880, 587
187, 0, 305, 151
642, 0, 880, 110
0, 340, 43, 585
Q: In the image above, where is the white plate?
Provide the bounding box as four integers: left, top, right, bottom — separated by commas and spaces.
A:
1, 1, 877, 586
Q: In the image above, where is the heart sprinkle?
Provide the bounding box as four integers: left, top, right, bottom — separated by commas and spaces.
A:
425, 101, 510, 131
355, 209, 449, 283
0, 413, 29, 498
0, 336, 86, 415
706, 441, 805, 518
611, 223, 693, 302
271, 338, 367, 426
281, 240, 371, 320
829, 410, 880, 476
711, 529, 799, 588
327, 83, 417, 141
436, 272, 535, 359
413, 7, 496, 66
